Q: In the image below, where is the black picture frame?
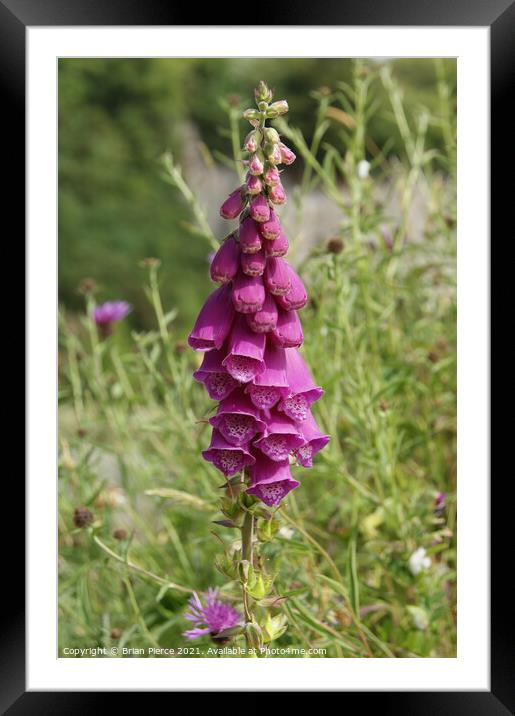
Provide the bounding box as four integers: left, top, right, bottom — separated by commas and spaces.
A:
6, 0, 508, 710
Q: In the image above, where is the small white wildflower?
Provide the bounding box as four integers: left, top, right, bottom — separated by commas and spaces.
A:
407, 605, 429, 630
408, 547, 431, 576
278, 526, 295, 540
357, 159, 370, 180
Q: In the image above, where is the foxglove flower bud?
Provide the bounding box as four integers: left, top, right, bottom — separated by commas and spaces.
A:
259, 209, 281, 240
248, 151, 265, 176
271, 308, 304, 348
265, 143, 282, 165
246, 293, 278, 333
278, 348, 324, 422
250, 194, 271, 223
263, 127, 280, 145
209, 390, 266, 446
202, 430, 255, 477
241, 249, 266, 277
188, 284, 234, 351
278, 142, 296, 165
223, 315, 266, 382
254, 412, 304, 461
244, 129, 262, 153
268, 182, 286, 205
275, 265, 308, 310
267, 100, 289, 118
220, 187, 246, 220
254, 80, 273, 104
232, 272, 265, 314
210, 234, 240, 284
263, 166, 280, 187
264, 231, 288, 257
246, 173, 263, 196
193, 348, 240, 401
239, 217, 262, 254
264, 257, 291, 295
243, 108, 260, 122
246, 454, 299, 506
294, 412, 330, 467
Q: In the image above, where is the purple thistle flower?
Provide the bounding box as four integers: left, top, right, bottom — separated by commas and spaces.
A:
183, 589, 242, 641
93, 301, 131, 326
187, 85, 329, 506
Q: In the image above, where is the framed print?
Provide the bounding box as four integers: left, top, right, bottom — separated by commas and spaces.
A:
4, 0, 509, 709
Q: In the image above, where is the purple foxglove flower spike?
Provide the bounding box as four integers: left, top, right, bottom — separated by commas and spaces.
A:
246, 293, 278, 333
246, 454, 299, 506
268, 183, 286, 205
271, 308, 304, 348
209, 389, 266, 447
259, 209, 281, 240
264, 231, 289, 258
278, 142, 296, 165
293, 411, 330, 467
190, 84, 329, 507
183, 588, 242, 641
246, 173, 263, 196
202, 430, 255, 476
220, 187, 246, 220
239, 216, 262, 254
254, 412, 305, 462
241, 249, 266, 277
277, 348, 324, 422
250, 194, 271, 223
223, 314, 266, 382
275, 264, 308, 310
264, 256, 291, 295
210, 234, 240, 284
188, 284, 234, 351
232, 272, 265, 314
193, 347, 240, 401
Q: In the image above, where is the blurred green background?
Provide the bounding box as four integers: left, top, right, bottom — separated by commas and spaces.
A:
58, 58, 455, 332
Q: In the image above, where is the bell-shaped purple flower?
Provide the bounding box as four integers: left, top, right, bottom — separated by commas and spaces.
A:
241, 249, 266, 277
193, 348, 240, 401
277, 348, 324, 421
264, 257, 291, 295
271, 308, 303, 348
246, 343, 289, 410
239, 217, 262, 254
202, 430, 255, 476
246, 293, 278, 333
210, 234, 240, 284
246, 454, 299, 506
294, 411, 330, 467
209, 389, 266, 447
220, 187, 246, 220
259, 209, 281, 240
275, 265, 308, 311
232, 272, 265, 314
188, 284, 234, 352
264, 231, 288, 258
250, 194, 271, 223
269, 183, 286, 205
254, 412, 305, 462
223, 315, 266, 382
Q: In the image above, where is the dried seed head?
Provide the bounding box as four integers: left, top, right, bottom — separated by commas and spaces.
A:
73, 506, 94, 528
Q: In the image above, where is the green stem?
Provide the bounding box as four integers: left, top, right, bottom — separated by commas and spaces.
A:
241, 509, 254, 624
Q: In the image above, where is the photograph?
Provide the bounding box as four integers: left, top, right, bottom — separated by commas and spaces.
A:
57, 57, 457, 659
